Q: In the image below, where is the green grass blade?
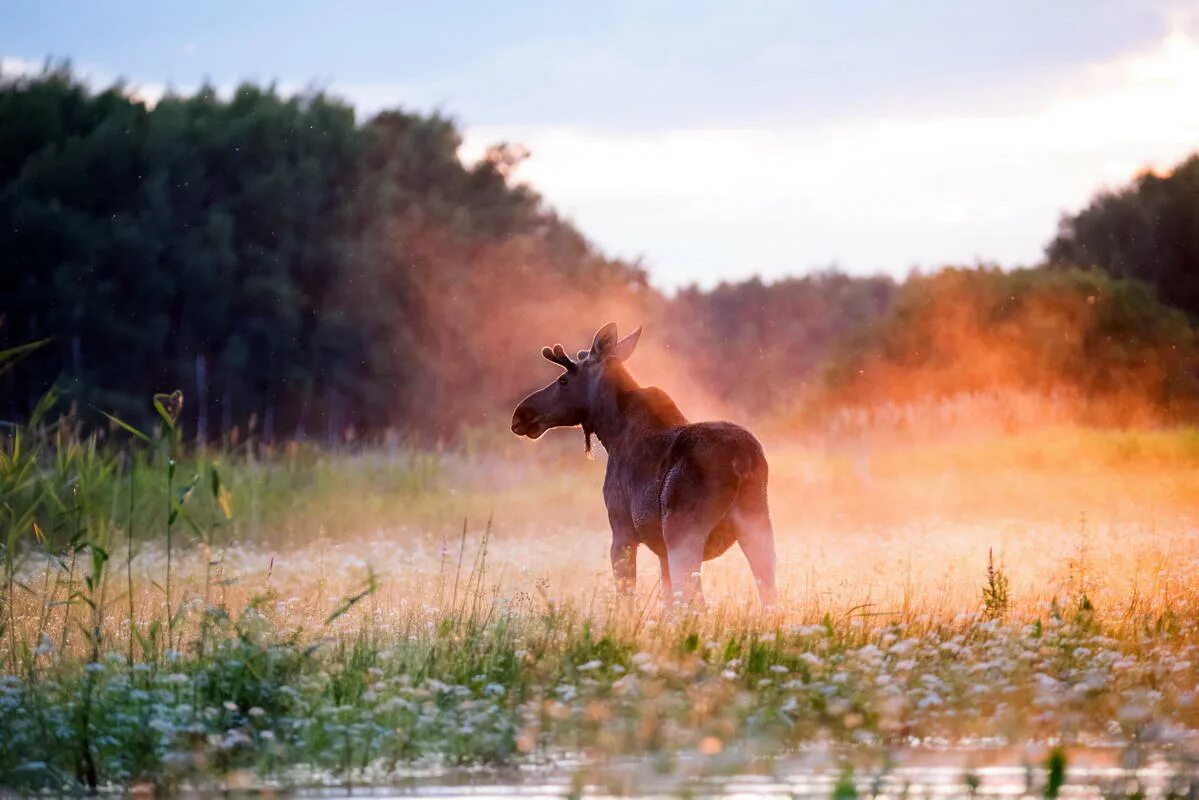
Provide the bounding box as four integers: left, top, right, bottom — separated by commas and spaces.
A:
96, 409, 152, 444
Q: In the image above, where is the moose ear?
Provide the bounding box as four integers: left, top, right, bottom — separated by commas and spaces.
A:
611, 325, 642, 362
590, 322, 619, 357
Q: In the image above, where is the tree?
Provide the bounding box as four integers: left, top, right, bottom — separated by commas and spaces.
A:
663, 271, 895, 415
1048, 153, 1199, 318
821, 267, 1199, 423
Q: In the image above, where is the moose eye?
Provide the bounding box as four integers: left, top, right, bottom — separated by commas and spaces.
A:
557, 376, 568, 387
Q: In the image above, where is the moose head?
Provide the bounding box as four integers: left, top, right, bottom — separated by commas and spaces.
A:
510, 322, 642, 442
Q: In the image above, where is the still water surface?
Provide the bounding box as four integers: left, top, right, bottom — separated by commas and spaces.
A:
269, 747, 1196, 799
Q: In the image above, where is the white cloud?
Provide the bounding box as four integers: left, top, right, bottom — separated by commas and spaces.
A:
460, 28, 1199, 289
0, 56, 43, 78
1, 54, 176, 108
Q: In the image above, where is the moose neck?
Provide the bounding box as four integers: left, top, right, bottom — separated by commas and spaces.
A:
586, 361, 646, 455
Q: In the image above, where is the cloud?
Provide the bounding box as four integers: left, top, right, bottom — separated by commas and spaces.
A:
1, 53, 177, 108
0, 56, 43, 78
459, 27, 1199, 289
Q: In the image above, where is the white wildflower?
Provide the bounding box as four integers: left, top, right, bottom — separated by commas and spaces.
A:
917, 692, 944, 709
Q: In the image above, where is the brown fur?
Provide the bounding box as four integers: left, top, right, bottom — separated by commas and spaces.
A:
511, 323, 777, 605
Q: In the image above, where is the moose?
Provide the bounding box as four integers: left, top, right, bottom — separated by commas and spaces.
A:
511, 323, 777, 606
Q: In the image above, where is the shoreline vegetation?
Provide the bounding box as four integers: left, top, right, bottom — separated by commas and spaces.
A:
2, 398, 1198, 794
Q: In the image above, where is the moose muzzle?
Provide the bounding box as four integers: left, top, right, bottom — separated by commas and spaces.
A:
510, 405, 545, 439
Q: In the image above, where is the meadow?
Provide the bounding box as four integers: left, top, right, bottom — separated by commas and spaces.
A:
3, 399, 1199, 797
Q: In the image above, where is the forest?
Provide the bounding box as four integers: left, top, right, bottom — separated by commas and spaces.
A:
3, 66, 1199, 439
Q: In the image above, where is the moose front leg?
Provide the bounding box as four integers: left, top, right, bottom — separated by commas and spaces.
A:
608, 510, 638, 597
610, 538, 637, 596
657, 553, 673, 601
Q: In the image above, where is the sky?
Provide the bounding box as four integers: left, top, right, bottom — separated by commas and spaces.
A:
3, 1, 1199, 289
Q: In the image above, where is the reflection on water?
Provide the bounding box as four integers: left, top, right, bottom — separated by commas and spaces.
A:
278, 747, 1197, 799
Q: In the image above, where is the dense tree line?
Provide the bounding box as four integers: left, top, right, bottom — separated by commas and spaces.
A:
662, 272, 895, 414
821, 267, 1199, 423
1048, 154, 1199, 319
4, 69, 1199, 439
0, 68, 647, 440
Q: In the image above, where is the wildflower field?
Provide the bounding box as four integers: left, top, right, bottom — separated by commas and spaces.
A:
3, 406, 1199, 797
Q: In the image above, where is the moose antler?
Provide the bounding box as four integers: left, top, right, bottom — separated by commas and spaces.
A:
541, 343, 577, 372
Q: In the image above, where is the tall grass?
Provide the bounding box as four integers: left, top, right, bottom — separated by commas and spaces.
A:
2, 396, 1199, 794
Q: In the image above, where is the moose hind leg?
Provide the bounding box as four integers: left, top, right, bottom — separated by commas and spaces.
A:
656, 552, 673, 604
733, 507, 778, 606
664, 519, 707, 607
661, 457, 740, 607
663, 503, 731, 607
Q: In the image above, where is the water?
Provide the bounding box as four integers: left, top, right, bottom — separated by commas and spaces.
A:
272, 747, 1197, 799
